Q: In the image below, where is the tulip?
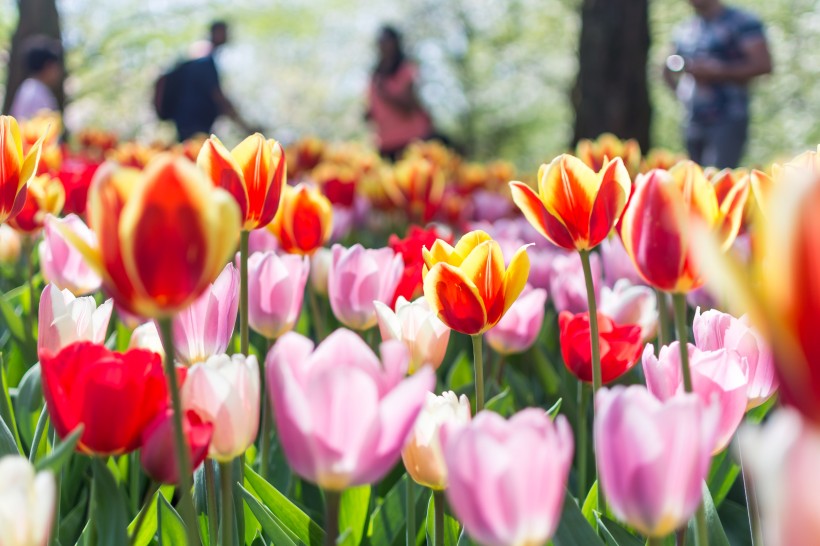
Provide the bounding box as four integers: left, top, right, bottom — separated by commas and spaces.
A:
247, 228, 279, 254
38, 214, 101, 295
266, 329, 435, 490
0, 115, 43, 224
640, 148, 686, 173
576, 132, 642, 178
140, 409, 213, 485
181, 353, 260, 462
0, 455, 56, 546
374, 297, 451, 373
486, 285, 548, 355
309, 247, 332, 296
642, 342, 747, 453
37, 283, 113, 359
548, 251, 602, 314
59, 155, 241, 317
172, 263, 239, 365
129, 322, 165, 358
56, 156, 100, 216
268, 183, 332, 255
693, 308, 778, 409
387, 157, 445, 222
7, 174, 65, 233
509, 154, 631, 251
599, 236, 643, 287
594, 386, 719, 538
402, 391, 471, 490
40, 341, 171, 454
599, 279, 658, 342
247, 251, 309, 339
197, 133, 286, 231
20, 112, 61, 174
560, 311, 643, 383
0, 224, 21, 264
328, 244, 404, 330
389, 225, 453, 306
422, 230, 530, 335
441, 408, 574, 546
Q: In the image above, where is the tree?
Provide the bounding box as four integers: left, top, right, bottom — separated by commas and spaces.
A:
572, 0, 651, 151
2, 0, 63, 114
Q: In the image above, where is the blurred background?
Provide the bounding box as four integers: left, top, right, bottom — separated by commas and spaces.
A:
0, 0, 818, 169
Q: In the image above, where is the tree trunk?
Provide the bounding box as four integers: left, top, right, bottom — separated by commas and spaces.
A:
571, 0, 651, 151
3, 0, 64, 115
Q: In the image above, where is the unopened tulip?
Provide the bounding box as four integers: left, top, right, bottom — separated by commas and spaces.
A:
309, 247, 332, 296
182, 354, 260, 462
39, 214, 101, 295
266, 329, 435, 490
40, 341, 171, 455
402, 391, 470, 490
509, 154, 631, 251
129, 322, 165, 358
422, 230, 530, 335
172, 263, 239, 365
248, 251, 309, 339
549, 251, 602, 314
37, 283, 113, 359
560, 311, 643, 383
0, 115, 43, 224
599, 279, 658, 342
197, 133, 286, 230
59, 155, 241, 317
140, 409, 213, 485
374, 297, 451, 373
486, 285, 547, 355
7, 174, 65, 233
576, 133, 642, 178
642, 342, 747, 453
0, 455, 56, 546
595, 386, 719, 538
268, 183, 332, 255
442, 408, 574, 546
328, 244, 403, 330
0, 224, 21, 264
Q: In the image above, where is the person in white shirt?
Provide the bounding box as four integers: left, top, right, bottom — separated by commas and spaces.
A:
10, 37, 62, 121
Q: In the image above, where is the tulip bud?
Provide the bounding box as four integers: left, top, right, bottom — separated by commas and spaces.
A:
37, 283, 113, 359
248, 251, 309, 340
140, 409, 213, 485
374, 297, 451, 373
0, 455, 56, 546
268, 183, 333, 255
309, 247, 332, 296
486, 285, 548, 355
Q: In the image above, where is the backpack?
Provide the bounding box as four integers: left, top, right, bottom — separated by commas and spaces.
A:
153, 62, 184, 121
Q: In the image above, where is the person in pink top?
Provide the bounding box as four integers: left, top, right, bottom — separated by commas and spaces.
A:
366, 26, 434, 160
9, 36, 62, 120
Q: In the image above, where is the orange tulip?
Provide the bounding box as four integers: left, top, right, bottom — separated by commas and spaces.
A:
619, 161, 747, 293
387, 157, 445, 222
640, 148, 686, 173
59, 154, 241, 317
509, 154, 632, 251
422, 230, 530, 335
0, 116, 44, 224
268, 183, 333, 255
197, 133, 286, 231
7, 175, 65, 233
709, 168, 751, 243
21, 112, 61, 174
576, 133, 642, 178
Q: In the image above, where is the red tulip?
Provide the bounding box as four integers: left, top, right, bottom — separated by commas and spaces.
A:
389, 225, 453, 306
559, 311, 642, 383
140, 409, 213, 484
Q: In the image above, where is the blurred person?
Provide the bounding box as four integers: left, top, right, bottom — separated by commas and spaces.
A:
664, 0, 772, 168
366, 26, 434, 161
9, 36, 63, 120
160, 21, 256, 141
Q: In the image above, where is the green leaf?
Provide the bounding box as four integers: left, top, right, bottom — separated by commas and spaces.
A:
0, 356, 22, 450
339, 485, 371, 546
686, 484, 730, 546
92, 458, 130, 546
14, 364, 42, 450
128, 486, 175, 546
426, 491, 460, 546
158, 494, 188, 546
368, 474, 427, 545
707, 449, 740, 508
581, 481, 599, 529
238, 484, 298, 546
28, 403, 48, 462
485, 387, 515, 416
552, 489, 606, 546
546, 398, 563, 419
446, 350, 473, 392
244, 464, 325, 545
0, 295, 25, 342
0, 412, 20, 456
597, 516, 644, 546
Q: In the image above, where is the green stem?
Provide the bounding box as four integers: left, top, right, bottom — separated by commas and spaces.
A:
205, 461, 219, 546
219, 461, 235, 546
158, 318, 201, 545
471, 335, 485, 412
671, 294, 694, 392
259, 338, 274, 481
433, 491, 445, 546
738, 443, 762, 546
406, 478, 416, 546
695, 503, 709, 546
324, 490, 341, 546
655, 289, 670, 346
50, 428, 61, 546
129, 481, 160, 546
576, 382, 589, 499
307, 283, 326, 341
22, 236, 34, 349
240, 230, 250, 355
130, 452, 140, 516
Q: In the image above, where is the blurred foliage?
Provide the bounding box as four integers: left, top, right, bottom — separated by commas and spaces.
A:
0, 0, 817, 168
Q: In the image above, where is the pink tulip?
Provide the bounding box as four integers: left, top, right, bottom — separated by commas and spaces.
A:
374, 296, 451, 373
599, 236, 643, 287
595, 386, 719, 538
172, 263, 239, 366
140, 408, 213, 484
266, 329, 434, 490
328, 244, 403, 330
693, 308, 778, 409
485, 285, 548, 355
330, 205, 354, 242
526, 245, 557, 291
472, 190, 512, 222
740, 409, 820, 546
599, 279, 658, 342
0, 224, 21, 265
247, 251, 309, 339
37, 283, 113, 358
549, 251, 602, 314
38, 214, 101, 295
247, 228, 279, 254
642, 342, 747, 453
181, 354, 260, 462
441, 408, 573, 546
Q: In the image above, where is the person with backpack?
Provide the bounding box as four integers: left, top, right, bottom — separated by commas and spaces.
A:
156, 21, 256, 141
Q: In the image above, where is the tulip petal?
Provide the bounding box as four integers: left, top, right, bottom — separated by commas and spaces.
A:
424, 263, 487, 335
502, 245, 531, 316
588, 158, 631, 248
197, 136, 249, 221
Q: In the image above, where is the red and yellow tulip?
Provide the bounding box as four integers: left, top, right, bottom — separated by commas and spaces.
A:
7, 174, 65, 233
197, 133, 286, 231
576, 133, 642, 178
268, 183, 333, 255
0, 116, 44, 224
422, 230, 530, 335
60, 154, 240, 317
387, 157, 445, 222
509, 154, 632, 251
